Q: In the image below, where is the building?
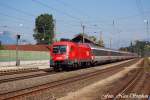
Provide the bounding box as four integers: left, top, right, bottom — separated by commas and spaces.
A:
72, 34, 101, 46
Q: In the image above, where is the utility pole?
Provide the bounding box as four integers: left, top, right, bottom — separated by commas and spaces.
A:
81, 23, 85, 43
110, 37, 112, 49
53, 19, 56, 43
144, 20, 149, 41
100, 31, 102, 42
146, 20, 149, 40
99, 31, 103, 47
112, 20, 115, 34
109, 20, 115, 49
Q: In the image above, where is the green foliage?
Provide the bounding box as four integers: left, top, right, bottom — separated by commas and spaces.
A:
119, 40, 150, 56
0, 45, 4, 50
33, 13, 54, 44
89, 35, 105, 47
0, 41, 4, 50
97, 39, 105, 47
89, 36, 97, 42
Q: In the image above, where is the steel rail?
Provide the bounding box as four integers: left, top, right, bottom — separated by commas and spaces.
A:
0, 59, 139, 100
113, 64, 144, 100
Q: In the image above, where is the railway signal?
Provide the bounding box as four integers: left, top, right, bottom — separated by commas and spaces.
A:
16, 34, 21, 66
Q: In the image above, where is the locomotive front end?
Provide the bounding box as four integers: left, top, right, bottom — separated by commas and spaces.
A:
50, 41, 75, 71
50, 45, 68, 65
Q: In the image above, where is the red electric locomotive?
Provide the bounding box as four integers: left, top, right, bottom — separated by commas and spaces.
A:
50, 41, 137, 71
50, 41, 92, 71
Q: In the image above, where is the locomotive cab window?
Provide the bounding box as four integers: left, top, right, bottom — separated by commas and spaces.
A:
53, 45, 67, 54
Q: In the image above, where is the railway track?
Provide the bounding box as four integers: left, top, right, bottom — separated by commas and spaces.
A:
113, 68, 144, 100
0, 68, 52, 76
0, 59, 139, 100
97, 58, 150, 100
0, 59, 137, 84
108, 59, 147, 100
0, 71, 55, 84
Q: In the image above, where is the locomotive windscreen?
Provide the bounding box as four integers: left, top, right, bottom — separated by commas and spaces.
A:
53, 45, 67, 54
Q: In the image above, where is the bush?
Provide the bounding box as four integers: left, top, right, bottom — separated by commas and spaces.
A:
0, 45, 4, 50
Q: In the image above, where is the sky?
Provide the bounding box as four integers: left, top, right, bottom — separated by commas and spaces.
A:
0, 0, 150, 49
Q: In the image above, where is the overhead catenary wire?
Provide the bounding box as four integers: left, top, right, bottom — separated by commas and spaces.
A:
54, 0, 91, 19
0, 0, 87, 27
0, 2, 36, 25
1, 0, 149, 30
0, 0, 86, 27
1, 1, 150, 24
136, 0, 145, 19
0, 1, 149, 38
0, 3, 35, 30
0, 13, 86, 32
136, 0, 149, 40
0, 12, 32, 23
0, 2, 35, 17
32, 0, 82, 22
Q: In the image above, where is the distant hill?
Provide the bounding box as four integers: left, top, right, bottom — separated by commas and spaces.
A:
0, 31, 16, 44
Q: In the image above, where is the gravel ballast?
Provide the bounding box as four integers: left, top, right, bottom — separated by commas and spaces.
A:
0, 59, 136, 95
58, 59, 142, 100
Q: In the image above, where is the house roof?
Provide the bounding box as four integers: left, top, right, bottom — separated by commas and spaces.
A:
3, 45, 50, 51
72, 34, 99, 45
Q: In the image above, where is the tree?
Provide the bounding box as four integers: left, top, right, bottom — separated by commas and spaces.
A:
89, 36, 96, 42
119, 40, 150, 57
0, 41, 4, 50
33, 14, 54, 44
89, 35, 105, 47
97, 39, 104, 47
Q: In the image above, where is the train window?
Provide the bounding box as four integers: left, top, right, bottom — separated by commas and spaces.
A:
92, 49, 109, 56
111, 51, 119, 56
53, 45, 67, 54
53, 47, 59, 53
92, 48, 130, 56
60, 46, 66, 53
